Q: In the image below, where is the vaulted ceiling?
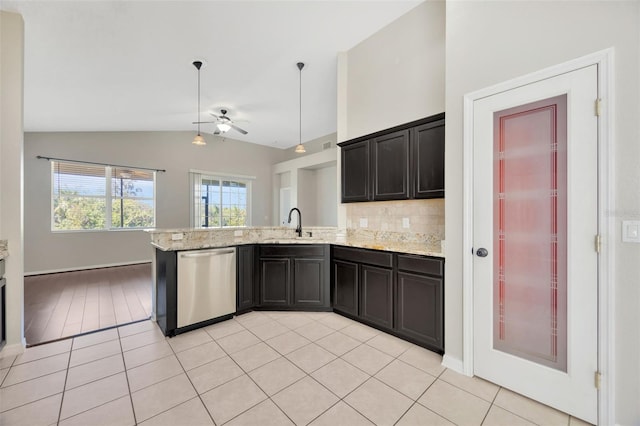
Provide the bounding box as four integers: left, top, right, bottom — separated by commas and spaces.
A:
2, 1, 422, 148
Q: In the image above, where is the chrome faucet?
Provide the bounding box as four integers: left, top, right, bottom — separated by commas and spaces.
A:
287, 207, 302, 238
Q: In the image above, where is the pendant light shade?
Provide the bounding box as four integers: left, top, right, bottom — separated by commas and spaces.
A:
192, 134, 205, 146
192, 60, 206, 146
295, 62, 306, 154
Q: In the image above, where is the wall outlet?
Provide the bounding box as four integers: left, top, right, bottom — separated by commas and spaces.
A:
234, 230, 243, 237
359, 218, 368, 228
171, 233, 183, 241
622, 221, 640, 243
402, 217, 410, 229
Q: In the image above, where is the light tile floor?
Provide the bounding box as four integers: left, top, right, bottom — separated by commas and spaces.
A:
0, 311, 591, 426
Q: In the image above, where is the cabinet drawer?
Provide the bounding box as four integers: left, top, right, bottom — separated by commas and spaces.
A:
332, 246, 392, 268
397, 254, 443, 277
260, 245, 325, 258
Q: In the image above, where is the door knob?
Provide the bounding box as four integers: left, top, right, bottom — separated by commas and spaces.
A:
476, 248, 489, 257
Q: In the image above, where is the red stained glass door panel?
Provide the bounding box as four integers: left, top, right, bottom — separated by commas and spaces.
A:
493, 96, 567, 371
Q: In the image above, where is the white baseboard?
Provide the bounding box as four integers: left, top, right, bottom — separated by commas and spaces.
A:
442, 354, 466, 375
0, 341, 26, 358
25, 260, 152, 276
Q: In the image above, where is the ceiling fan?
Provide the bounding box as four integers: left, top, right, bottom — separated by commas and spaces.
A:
193, 109, 248, 135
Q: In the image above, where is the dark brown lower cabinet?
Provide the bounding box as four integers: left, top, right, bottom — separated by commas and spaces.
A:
331, 246, 444, 353
395, 271, 443, 350
333, 259, 359, 316
293, 258, 326, 307
237, 245, 257, 312
260, 258, 291, 307
259, 245, 330, 310
360, 265, 393, 329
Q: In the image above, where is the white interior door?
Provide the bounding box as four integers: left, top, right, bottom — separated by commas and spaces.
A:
472, 65, 598, 423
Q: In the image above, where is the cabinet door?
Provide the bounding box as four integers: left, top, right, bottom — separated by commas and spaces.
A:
360, 265, 393, 329
333, 259, 359, 316
237, 245, 257, 311
412, 120, 445, 199
372, 130, 410, 200
155, 249, 178, 336
341, 140, 370, 202
260, 258, 290, 306
396, 271, 443, 351
293, 258, 326, 308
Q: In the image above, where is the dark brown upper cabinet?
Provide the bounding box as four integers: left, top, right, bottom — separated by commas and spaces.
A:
411, 119, 445, 199
339, 113, 444, 203
371, 130, 410, 201
341, 140, 370, 202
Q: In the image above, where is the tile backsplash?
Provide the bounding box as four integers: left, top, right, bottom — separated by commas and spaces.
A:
345, 199, 444, 239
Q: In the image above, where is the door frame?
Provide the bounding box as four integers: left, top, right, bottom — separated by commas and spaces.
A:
462, 48, 614, 425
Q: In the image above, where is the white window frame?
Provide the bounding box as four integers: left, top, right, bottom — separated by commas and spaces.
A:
50, 161, 157, 232
189, 169, 254, 228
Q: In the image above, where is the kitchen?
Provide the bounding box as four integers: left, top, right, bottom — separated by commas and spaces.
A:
1, 1, 639, 425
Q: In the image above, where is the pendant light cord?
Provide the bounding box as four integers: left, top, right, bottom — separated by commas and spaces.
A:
197, 65, 201, 136
299, 64, 302, 145
297, 62, 305, 148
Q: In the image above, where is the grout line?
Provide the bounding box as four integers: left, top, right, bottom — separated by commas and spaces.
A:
117, 325, 138, 426
226, 313, 321, 425
55, 345, 73, 425
174, 326, 237, 425
0, 354, 71, 389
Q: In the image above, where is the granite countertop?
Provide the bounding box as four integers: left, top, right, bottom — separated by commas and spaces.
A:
148, 227, 444, 258
334, 239, 443, 258
0, 240, 7, 260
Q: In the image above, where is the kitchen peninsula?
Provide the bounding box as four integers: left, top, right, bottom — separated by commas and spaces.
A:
149, 226, 444, 353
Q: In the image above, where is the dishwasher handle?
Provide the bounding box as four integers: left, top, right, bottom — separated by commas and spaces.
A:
180, 249, 235, 258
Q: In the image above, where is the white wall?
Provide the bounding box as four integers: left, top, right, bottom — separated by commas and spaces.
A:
344, 0, 445, 140
315, 165, 337, 226
297, 169, 318, 226
445, 2, 640, 423
24, 131, 288, 273
272, 147, 338, 227
336, 0, 446, 230
0, 11, 25, 350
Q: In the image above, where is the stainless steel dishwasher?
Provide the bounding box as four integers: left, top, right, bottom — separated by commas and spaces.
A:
177, 247, 236, 328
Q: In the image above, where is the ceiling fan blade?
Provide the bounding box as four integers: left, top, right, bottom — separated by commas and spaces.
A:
192, 121, 216, 124
230, 123, 248, 135
209, 112, 221, 119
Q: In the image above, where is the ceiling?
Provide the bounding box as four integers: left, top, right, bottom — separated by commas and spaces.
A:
2, 0, 422, 148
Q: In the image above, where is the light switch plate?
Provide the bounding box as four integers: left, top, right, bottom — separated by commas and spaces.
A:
359, 218, 368, 228
402, 217, 410, 229
622, 221, 640, 243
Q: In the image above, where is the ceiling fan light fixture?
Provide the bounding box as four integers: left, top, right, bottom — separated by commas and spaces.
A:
217, 122, 231, 133
294, 143, 306, 153
192, 134, 206, 146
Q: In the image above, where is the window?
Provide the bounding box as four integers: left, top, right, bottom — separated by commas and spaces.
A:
190, 171, 252, 228
52, 161, 156, 231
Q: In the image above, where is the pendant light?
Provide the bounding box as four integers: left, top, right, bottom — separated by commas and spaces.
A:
294, 62, 306, 154
192, 60, 206, 146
